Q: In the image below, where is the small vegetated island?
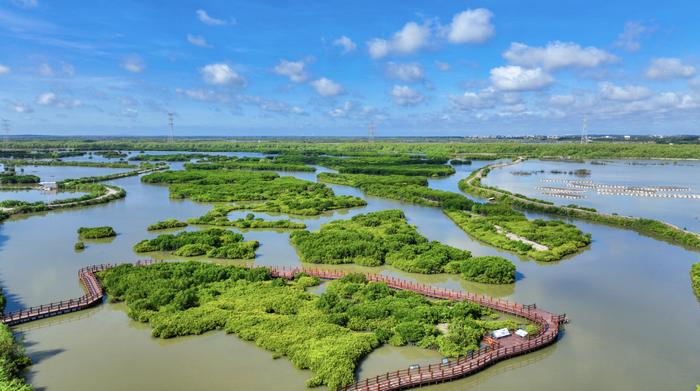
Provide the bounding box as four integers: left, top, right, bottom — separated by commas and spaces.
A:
141, 169, 366, 215
692, 262, 700, 300
134, 228, 259, 259
78, 226, 117, 239
290, 210, 515, 284
147, 219, 189, 231
445, 204, 591, 262
98, 261, 536, 389
188, 206, 306, 229
186, 156, 316, 172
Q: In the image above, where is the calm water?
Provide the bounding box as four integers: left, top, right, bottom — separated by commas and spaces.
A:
0, 158, 698, 390
483, 159, 700, 233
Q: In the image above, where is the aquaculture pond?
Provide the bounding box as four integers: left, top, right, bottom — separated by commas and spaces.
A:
0, 157, 698, 391
482, 159, 700, 233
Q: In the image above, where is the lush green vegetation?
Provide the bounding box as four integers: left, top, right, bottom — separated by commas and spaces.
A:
189, 207, 306, 229
7, 139, 700, 160
94, 150, 128, 159
445, 204, 591, 262
460, 165, 700, 252
318, 172, 473, 209
276, 155, 454, 177
290, 210, 515, 283
0, 291, 34, 391
0, 149, 83, 159
134, 228, 259, 259
74, 241, 85, 250
147, 219, 189, 231
142, 169, 366, 215
129, 153, 214, 161
78, 226, 116, 239
99, 262, 526, 389
186, 156, 315, 172
0, 174, 40, 185
692, 263, 700, 300
0, 159, 135, 169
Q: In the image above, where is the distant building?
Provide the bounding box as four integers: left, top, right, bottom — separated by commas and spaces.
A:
39, 181, 58, 191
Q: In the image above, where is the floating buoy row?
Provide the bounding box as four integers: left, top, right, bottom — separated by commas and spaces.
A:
596, 190, 700, 199
535, 186, 586, 193
541, 191, 585, 199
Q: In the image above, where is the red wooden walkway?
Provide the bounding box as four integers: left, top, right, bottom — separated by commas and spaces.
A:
1, 262, 566, 390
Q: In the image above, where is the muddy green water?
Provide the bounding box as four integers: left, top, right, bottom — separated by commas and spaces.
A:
1, 158, 699, 390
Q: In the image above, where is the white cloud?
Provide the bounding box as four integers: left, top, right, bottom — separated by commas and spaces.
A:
614, 21, 651, 52
36, 92, 81, 108
37, 63, 54, 77
333, 36, 357, 54
0, 65, 10, 75
386, 62, 424, 82
644, 58, 696, 80
503, 41, 617, 70
549, 94, 575, 106
187, 34, 212, 48
12, 0, 38, 8
274, 59, 309, 83
121, 56, 145, 73
435, 61, 451, 71
196, 9, 227, 26
451, 90, 495, 110
328, 101, 384, 120
311, 77, 343, 97
367, 22, 430, 59
13, 103, 33, 113
690, 76, 700, 90
36, 92, 56, 105
391, 85, 425, 106
447, 8, 494, 44
176, 88, 229, 102
600, 82, 651, 101
490, 66, 553, 91
200, 63, 246, 86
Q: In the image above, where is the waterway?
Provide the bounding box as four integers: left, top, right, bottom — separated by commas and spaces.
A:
0, 156, 698, 390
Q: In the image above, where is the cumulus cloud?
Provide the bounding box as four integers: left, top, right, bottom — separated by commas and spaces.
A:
503, 41, 617, 70
614, 21, 652, 52
391, 85, 425, 106
121, 56, 145, 73
196, 9, 228, 26
447, 8, 494, 44
644, 58, 696, 80
0, 65, 10, 75
385, 62, 424, 82
490, 66, 553, 91
36, 92, 81, 108
274, 59, 309, 83
187, 34, 212, 48
599, 82, 651, 101
450, 89, 496, 110
367, 22, 430, 59
328, 100, 384, 120
311, 77, 343, 97
200, 63, 246, 86
333, 36, 357, 54
12, 103, 33, 113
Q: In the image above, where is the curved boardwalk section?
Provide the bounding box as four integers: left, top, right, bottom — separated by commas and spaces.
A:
1, 262, 565, 390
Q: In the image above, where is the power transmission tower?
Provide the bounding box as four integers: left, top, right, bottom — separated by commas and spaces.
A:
367, 122, 375, 143
580, 115, 589, 144
167, 112, 174, 143
1, 118, 9, 149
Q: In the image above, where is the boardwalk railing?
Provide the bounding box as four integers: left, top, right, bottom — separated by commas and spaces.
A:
1, 262, 565, 391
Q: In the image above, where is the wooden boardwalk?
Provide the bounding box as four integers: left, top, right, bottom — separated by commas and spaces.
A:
1, 262, 565, 390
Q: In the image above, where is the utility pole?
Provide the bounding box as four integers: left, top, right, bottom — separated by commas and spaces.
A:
167, 112, 174, 143
580, 115, 589, 144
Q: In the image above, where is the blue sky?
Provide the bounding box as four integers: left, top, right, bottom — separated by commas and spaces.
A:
1, 0, 699, 137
